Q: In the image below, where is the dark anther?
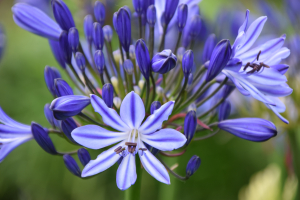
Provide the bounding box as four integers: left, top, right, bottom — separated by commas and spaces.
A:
114, 146, 125, 154
125, 142, 137, 146
256, 50, 262, 61
139, 148, 147, 151
243, 62, 251, 71
261, 62, 270, 68
128, 146, 136, 153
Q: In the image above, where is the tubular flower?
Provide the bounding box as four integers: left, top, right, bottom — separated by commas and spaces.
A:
72, 92, 186, 190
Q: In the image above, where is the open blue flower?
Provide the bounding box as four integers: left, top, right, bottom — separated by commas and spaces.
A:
72, 91, 186, 190
0, 107, 33, 162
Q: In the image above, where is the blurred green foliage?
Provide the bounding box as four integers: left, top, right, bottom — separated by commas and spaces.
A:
0, 0, 288, 199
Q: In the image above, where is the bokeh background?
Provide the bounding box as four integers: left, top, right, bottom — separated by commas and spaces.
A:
0, 0, 295, 199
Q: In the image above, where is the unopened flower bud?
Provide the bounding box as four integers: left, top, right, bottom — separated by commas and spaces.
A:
55, 78, 73, 97
44, 66, 61, 97
102, 83, 114, 108
218, 100, 231, 121
44, 104, 61, 129
186, 155, 201, 177
93, 22, 104, 50
150, 101, 161, 114
103, 25, 113, 42
94, 1, 105, 26
182, 50, 194, 78
75, 52, 86, 72
189, 15, 201, 38
164, 0, 179, 25
94, 50, 105, 74
147, 5, 156, 27
31, 122, 57, 155
129, 45, 135, 59
111, 76, 118, 89
52, 0, 75, 31
177, 47, 185, 62
84, 15, 93, 45
133, 0, 144, 16
138, 79, 145, 89
113, 97, 122, 108
202, 34, 216, 63
152, 49, 177, 74
61, 118, 78, 144
156, 86, 164, 96
177, 4, 188, 32
188, 73, 193, 86
133, 86, 141, 96
77, 148, 91, 166
116, 8, 131, 52
59, 31, 72, 65
63, 154, 81, 177
68, 27, 79, 53
136, 39, 150, 80
184, 110, 197, 145
123, 59, 134, 74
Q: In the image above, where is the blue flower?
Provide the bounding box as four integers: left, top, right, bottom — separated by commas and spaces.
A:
151, 49, 177, 74
72, 92, 186, 190
0, 107, 33, 162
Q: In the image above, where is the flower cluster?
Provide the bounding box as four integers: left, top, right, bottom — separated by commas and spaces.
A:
0, 0, 292, 193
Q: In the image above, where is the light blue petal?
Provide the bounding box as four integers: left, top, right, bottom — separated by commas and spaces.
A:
0, 124, 31, 139
263, 47, 290, 66
117, 153, 137, 190
238, 10, 249, 33
0, 107, 30, 129
245, 68, 287, 86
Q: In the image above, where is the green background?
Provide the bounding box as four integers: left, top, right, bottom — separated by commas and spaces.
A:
0, 0, 289, 199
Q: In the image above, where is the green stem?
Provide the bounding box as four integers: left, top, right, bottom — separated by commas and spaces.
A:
288, 131, 300, 200
174, 78, 188, 107
194, 129, 220, 141
138, 16, 142, 39
197, 97, 226, 118
124, 158, 142, 200
158, 26, 167, 52
78, 112, 105, 127
68, 64, 85, 86
174, 32, 182, 55
145, 79, 150, 111
150, 72, 156, 104
149, 26, 154, 59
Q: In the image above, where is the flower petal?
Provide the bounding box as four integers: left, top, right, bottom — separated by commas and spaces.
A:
72, 125, 128, 149
116, 153, 137, 190
90, 94, 129, 132
82, 141, 125, 177
120, 91, 145, 129
0, 124, 31, 139
141, 128, 186, 151
0, 107, 30, 129
138, 142, 170, 184
139, 101, 174, 135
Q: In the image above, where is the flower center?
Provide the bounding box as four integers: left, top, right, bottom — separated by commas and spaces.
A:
243, 51, 270, 74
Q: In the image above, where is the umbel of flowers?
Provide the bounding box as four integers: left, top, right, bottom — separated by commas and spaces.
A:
0, 0, 292, 195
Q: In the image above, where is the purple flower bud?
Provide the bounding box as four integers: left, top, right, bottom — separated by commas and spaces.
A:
94, 1, 105, 26
113, 12, 118, 33
52, 0, 75, 31
135, 39, 150, 80
184, 110, 197, 145
202, 34, 216, 63
102, 83, 114, 108
93, 22, 104, 50
94, 50, 105, 74
63, 154, 81, 177
84, 15, 94, 45
206, 39, 232, 82
68, 27, 79, 53
103, 25, 113, 42
188, 73, 193, 86
54, 78, 73, 97
150, 101, 161, 114
182, 50, 194, 78
147, 5, 156, 27
164, 0, 179, 25
133, 0, 144, 15
189, 15, 201, 38
123, 59, 134, 74
218, 100, 231, 121
50, 95, 91, 120
186, 155, 201, 177
44, 103, 61, 129
123, 6, 132, 19
77, 148, 91, 166
177, 4, 188, 32
49, 40, 66, 69
152, 49, 177, 74
31, 122, 57, 155
61, 118, 78, 144
12, 3, 62, 40
218, 118, 277, 142
44, 66, 61, 97
59, 31, 72, 65
75, 52, 86, 72
116, 8, 131, 52
160, 12, 166, 27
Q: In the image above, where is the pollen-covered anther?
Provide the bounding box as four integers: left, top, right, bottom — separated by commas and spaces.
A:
125, 142, 137, 153
114, 146, 125, 154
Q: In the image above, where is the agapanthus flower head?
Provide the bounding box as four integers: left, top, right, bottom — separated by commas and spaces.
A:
44, 66, 61, 97
135, 39, 150, 80
152, 49, 177, 74
93, 22, 104, 50
186, 155, 201, 177
68, 27, 79, 53
182, 50, 194, 78
177, 4, 188, 32
102, 83, 114, 108
54, 78, 74, 97
83, 15, 93, 45
72, 92, 186, 190
147, 5, 156, 27
63, 154, 81, 177
94, 1, 106, 26
77, 148, 91, 166
51, 0, 75, 31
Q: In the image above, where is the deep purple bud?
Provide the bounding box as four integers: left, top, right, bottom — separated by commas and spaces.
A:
54, 78, 73, 97
84, 15, 94, 45
103, 25, 113, 42
151, 49, 177, 74
186, 155, 201, 177
123, 59, 134, 74
77, 148, 91, 166
218, 118, 277, 142
75, 52, 86, 72
52, 0, 75, 31
182, 50, 194, 78
133, 0, 144, 15
147, 5, 156, 27
150, 101, 161, 114
102, 83, 114, 108
93, 22, 104, 50
189, 15, 201, 38
94, 1, 105, 26
218, 100, 231, 121
160, 12, 166, 27
44, 103, 61, 129
135, 39, 150, 80
50, 95, 91, 120
94, 50, 105, 74
31, 122, 57, 155
123, 6, 132, 19
63, 154, 81, 177
49, 40, 66, 69
202, 34, 216, 63
177, 4, 188, 32
116, 8, 131, 52
44, 66, 61, 97
184, 110, 197, 145
113, 12, 118, 33
59, 31, 72, 65
206, 39, 232, 82
61, 118, 78, 144
164, 0, 179, 25
68, 27, 79, 53
188, 73, 193, 85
